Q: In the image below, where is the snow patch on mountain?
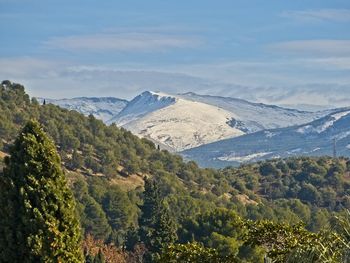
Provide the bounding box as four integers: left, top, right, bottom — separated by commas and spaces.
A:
297, 110, 350, 134
182, 107, 350, 168
37, 97, 128, 122
178, 92, 328, 133
217, 152, 272, 162
316, 111, 350, 133
335, 131, 350, 141
265, 131, 279, 138
120, 93, 245, 151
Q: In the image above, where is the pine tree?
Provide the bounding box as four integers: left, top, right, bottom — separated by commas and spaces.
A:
138, 179, 177, 262
0, 120, 83, 263
125, 226, 139, 252
153, 206, 177, 252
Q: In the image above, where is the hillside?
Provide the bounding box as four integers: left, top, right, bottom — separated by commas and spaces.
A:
1, 81, 350, 250
183, 108, 350, 168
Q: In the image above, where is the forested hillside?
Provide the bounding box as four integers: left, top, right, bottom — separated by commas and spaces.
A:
1, 81, 350, 262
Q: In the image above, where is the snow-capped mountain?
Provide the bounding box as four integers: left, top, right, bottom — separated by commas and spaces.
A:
39, 91, 337, 154
109, 91, 330, 151
182, 108, 350, 168
178, 92, 329, 133
108, 91, 177, 126
109, 91, 245, 151
37, 97, 128, 122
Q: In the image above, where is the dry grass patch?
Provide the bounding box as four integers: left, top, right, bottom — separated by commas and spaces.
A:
110, 173, 145, 191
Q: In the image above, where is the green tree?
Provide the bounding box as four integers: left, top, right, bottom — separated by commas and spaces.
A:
70, 149, 84, 170
180, 208, 245, 256
125, 226, 139, 251
0, 120, 83, 262
245, 220, 316, 262
72, 179, 111, 240
138, 179, 178, 262
102, 187, 137, 245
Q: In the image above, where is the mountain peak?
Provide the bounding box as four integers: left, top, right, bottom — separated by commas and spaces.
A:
108, 91, 177, 126
180, 91, 198, 96
141, 90, 177, 99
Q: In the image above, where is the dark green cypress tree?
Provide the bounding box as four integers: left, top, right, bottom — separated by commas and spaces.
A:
138, 179, 177, 262
125, 226, 139, 251
0, 120, 83, 262
152, 205, 177, 252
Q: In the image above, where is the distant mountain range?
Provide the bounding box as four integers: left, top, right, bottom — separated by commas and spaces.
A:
36, 97, 128, 122
40, 91, 350, 167
183, 108, 350, 167
108, 91, 330, 151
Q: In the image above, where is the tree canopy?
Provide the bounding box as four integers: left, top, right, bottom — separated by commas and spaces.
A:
0, 120, 83, 262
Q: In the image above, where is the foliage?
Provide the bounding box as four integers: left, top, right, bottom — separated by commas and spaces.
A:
1, 81, 350, 234
157, 242, 237, 263
83, 234, 126, 263
2, 81, 350, 262
245, 220, 316, 262
83, 233, 145, 263
246, 213, 350, 263
138, 179, 178, 261
0, 120, 83, 262
179, 208, 265, 262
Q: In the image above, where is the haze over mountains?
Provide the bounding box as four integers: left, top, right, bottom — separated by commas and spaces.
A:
40, 90, 350, 167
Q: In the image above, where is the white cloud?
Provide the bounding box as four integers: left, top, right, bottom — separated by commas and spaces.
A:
1, 56, 350, 108
43, 33, 201, 52
296, 57, 350, 70
0, 57, 65, 78
281, 9, 350, 23
267, 40, 350, 56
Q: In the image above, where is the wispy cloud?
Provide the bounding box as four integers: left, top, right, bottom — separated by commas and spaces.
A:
44, 32, 201, 52
296, 57, 350, 70
281, 9, 350, 23
0, 57, 65, 78
1, 56, 350, 108
267, 40, 350, 56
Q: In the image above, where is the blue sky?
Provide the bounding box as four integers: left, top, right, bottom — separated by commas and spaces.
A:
1, 0, 350, 108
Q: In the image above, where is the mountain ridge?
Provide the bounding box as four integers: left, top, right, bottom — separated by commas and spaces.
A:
182, 107, 350, 168
40, 90, 337, 152
108, 91, 331, 151
36, 96, 128, 123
